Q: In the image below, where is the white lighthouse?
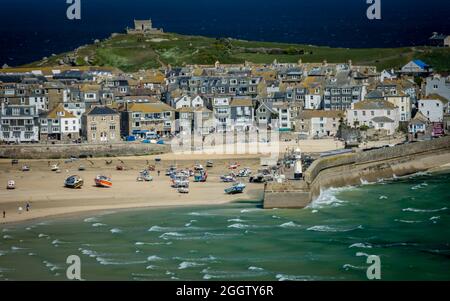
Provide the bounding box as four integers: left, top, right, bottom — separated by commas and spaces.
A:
294, 148, 303, 180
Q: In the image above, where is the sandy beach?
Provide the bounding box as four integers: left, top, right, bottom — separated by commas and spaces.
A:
0, 137, 409, 224
0, 153, 271, 224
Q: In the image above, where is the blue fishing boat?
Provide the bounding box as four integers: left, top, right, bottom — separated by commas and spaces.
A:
225, 183, 246, 195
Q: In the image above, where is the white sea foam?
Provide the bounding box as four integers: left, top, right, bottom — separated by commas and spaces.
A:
349, 243, 373, 249
430, 216, 440, 221
147, 255, 164, 262
227, 218, 246, 223
248, 266, 265, 272
379, 195, 388, 200
395, 219, 423, 224
96, 257, 146, 266
227, 223, 249, 229
159, 232, 185, 240
178, 261, 205, 270
84, 217, 100, 223
276, 274, 318, 281
403, 207, 448, 213
279, 221, 302, 229
81, 249, 100, 258
3, 235, 13, 240
110, 228, 123, 234
240, 209, 260, 213
38, 233, 49, 238
355, 252, 369, 257
10, 246, 27, 251
308, 187, 351, 209
343, 264, 366, 271
307, 225, 363, 233
92, 223, 106, 227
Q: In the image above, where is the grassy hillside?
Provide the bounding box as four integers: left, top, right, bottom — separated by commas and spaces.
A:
25, 32, 450, 72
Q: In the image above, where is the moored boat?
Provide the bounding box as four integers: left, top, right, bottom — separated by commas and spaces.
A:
51, 164, 59, 172
137, 170, 153, 182
194, 170, 208, 182
64, 175, 84, 189
95, 175, 112, 188
21, 165, 30, 172
206, 161, 214, 168
7, 180, 15, 190
178, 187, 190, 194
225, 183, 246, 195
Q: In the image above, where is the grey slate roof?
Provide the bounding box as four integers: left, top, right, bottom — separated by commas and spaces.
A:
87, 106, 118, 115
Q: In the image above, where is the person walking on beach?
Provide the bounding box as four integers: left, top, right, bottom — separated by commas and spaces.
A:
26, 202, 31, 212
2, 210, 5, 219
158, 170, 161, 177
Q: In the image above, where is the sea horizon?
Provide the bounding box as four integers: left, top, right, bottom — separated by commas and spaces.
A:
1, 0, 450, 67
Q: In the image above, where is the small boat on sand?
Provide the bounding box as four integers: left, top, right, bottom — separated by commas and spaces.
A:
21, 165, 30, 172
137, 170, 153, 182
78, 165, 86, 171
228, 162, 240, 170
65, 175, 84, 189
95, 175, 112, 188
116, 165, 125, 171
178, 187, 190, 194
220, 174, 236, 183
194, 170, 208, 182
7, 180, 15, 190
225, 183, 246, 195
51, 164, 59, 171
206, 161, 214, 168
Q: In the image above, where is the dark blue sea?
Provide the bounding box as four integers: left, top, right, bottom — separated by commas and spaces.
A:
0, 0, 449, 66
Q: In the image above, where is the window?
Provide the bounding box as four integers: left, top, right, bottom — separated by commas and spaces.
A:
110, 124, 116, 131
91, 125, 97, 131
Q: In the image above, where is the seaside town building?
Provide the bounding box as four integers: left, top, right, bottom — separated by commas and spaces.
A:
39, 103, 80, 141
417, 98, 446, 123
0, 57, 447, 144
120, 102, 175, 138
297, 110, 343, 138
346, 99, 400, 135
0, 102, 39, 143
81, 106, 121, 143
425, 75, 450, 103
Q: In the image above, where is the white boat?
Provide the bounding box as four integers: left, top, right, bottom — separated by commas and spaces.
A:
137, 170, 153, 182
7, 180, 15, 190
21, 165, 30, 172
64, 175, 84, 189
51, 164, 59, 171
178, 187, 190, 194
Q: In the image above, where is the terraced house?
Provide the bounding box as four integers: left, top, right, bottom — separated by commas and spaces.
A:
347, 100, 399, 135
120, 102, 175, 138
0, 102, 39, 143
39, 103, 80, 141
82, 106, 121, 143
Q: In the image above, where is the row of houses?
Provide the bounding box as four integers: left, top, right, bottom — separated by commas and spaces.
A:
0, 60, 449, 144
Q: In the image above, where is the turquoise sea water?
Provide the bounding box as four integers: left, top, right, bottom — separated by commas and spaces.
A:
0, 172, 449, 281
